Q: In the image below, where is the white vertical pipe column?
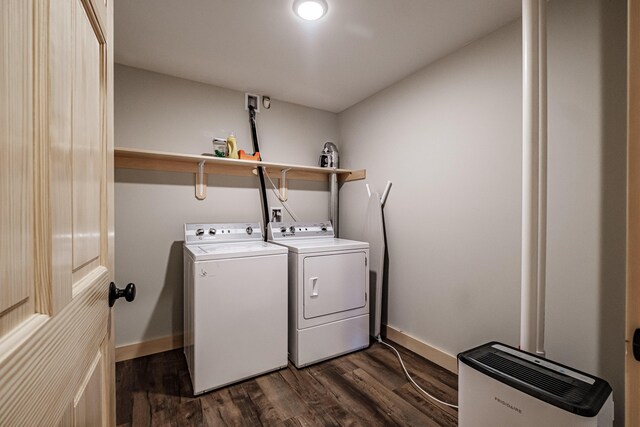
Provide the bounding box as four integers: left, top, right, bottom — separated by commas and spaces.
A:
329, 173, 339, 236
535, 0, 547, 357
521, 0, 540, 353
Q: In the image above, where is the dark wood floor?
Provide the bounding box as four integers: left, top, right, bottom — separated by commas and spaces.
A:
116, 340, 458, 426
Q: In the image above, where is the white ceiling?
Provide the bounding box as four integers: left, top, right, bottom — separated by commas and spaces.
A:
114, 0, 521, 113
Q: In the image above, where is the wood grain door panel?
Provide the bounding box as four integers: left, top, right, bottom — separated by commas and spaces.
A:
72, 0, 103, 277
74, 347, 106, 426
0, 0, 115, 424
0, 0, 35, 335
0, 270, 110, 424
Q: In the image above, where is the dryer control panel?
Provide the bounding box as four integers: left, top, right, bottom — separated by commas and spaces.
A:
184, 222, 262, 244
268, 222, 334, 240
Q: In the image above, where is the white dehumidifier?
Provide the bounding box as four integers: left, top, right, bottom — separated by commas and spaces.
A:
458, 342, 614, 427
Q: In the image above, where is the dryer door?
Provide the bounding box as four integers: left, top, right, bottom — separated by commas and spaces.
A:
303, 251, 367, 319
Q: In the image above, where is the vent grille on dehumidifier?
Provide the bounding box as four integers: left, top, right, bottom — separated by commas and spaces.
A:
477, 352, 591, 403
458, 342, 614, 421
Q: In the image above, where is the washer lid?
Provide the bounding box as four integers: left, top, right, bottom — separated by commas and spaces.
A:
185, 241, 287, 261
271, 237, 368, 254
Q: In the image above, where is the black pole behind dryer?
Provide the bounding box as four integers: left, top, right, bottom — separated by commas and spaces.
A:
248, 106, 269, 241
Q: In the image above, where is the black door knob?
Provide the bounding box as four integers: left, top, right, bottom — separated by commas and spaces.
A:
634, 329, 640, 362
109, 282, 136, 307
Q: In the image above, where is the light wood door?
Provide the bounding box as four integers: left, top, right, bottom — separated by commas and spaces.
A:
628, 1, 640, 426
0, 0, 115, 425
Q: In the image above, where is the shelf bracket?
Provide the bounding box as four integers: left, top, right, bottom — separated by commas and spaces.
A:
195, 160, 207, 200
278, 168, 291, 202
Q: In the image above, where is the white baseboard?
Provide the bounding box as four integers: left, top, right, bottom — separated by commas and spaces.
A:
115, 334, 184, 362
383, 325, 458, 374
114, 328, 458, 374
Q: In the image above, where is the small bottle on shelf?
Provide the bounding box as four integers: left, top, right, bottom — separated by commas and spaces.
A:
226, 132, 238, 159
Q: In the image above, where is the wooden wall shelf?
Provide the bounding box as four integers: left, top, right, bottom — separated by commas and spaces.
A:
114, 147, 366, 184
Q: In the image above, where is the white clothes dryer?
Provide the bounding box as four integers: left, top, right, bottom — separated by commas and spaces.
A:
183, 222, 288, 395
268, 221, 370, 368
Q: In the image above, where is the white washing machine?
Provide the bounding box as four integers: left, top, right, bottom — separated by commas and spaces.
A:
268, 221, 370, 368
183, 222, 288, 395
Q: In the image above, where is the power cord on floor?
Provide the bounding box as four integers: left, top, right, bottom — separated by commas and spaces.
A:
376, 335, 459, 409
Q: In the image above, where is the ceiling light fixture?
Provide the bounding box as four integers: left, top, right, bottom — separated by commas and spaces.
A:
293, 0, 328, 21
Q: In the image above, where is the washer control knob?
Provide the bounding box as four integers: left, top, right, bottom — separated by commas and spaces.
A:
289, 226, 296, 233
195, 228, 204, 236
246, 226, 253, 235
280, 226, 287, 233
209, 228, 216, 235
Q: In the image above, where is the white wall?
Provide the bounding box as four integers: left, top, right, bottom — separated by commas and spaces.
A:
114, 64, 338, 347
338, 0, 626, 423
341, 16, 522, 352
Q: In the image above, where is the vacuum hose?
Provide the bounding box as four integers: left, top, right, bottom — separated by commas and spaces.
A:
248, 106, 270, 241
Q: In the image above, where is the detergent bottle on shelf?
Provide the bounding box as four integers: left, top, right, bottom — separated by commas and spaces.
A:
226, 132, 239, 159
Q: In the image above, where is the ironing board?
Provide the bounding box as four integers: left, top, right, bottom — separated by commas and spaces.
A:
365, 192, 385, 338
